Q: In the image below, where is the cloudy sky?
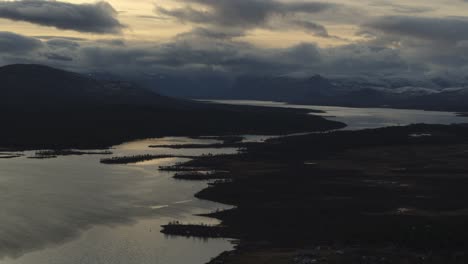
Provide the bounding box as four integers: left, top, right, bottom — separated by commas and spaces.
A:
1, 0, 468, 78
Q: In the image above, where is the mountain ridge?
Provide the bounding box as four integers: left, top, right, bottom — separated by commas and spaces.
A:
0, 64, 343, 149
0, 64, 176, 108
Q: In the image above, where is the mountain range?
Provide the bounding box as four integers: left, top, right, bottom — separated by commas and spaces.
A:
225, 75, 468, 111
119, 72, 468, 112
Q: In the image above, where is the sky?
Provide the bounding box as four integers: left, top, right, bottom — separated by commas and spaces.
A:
1, 0, 468, 79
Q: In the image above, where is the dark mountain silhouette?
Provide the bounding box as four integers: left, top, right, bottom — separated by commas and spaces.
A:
0, 64, 184, 108
0, 64, 343, 149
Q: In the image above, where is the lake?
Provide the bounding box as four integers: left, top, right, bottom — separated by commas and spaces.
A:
205, 100, 468, 130
0, 138, 237, 264
1, 100, 468, 264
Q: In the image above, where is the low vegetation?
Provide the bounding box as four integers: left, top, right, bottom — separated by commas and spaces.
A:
163, 124, 468, 263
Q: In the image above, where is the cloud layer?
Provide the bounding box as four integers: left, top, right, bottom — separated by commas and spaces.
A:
0, 31, 42, 53
156, 0, 338, 38
366, 16, 468, 43
1, 0, 468, 81
0, 30, 414, 78
0, 0, 123, 34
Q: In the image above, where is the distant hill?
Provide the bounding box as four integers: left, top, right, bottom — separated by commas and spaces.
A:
224, 75, 338, 102
128, 71, 468, 111
0, 64, 183, 108
0, 64, 342, 149
218, 75, 468, 111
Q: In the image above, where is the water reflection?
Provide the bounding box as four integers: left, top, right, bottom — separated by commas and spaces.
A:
0, 137, 236, 264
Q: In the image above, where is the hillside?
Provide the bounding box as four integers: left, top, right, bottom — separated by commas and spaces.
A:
0, 64, 186, 108
0, 64, 343, 149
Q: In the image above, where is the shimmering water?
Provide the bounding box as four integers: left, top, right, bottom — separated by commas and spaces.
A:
0, 138, 237, 264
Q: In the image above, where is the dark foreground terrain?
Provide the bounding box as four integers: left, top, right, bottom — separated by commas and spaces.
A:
162, 124, 468, 263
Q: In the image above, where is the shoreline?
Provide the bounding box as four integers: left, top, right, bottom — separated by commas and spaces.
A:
206, 98, 468, 114
0, 137, 236, 263
161, 123, 468, 263
0, 103, 345, 151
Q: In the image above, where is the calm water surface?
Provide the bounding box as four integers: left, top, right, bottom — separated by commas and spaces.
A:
0, 138, 237, 264
206, 100, 468, 130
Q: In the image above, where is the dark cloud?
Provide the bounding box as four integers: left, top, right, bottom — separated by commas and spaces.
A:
0, 0, 124, 34
352, 14, 468, 78
60, 34, 412, 77
0, 29, 465, 80
176, 26, 246, 39
102, 39, 127, 46
156, 0, 338, 38
35, 36, 87, 41
158, 0, 333, 26
365, 16, 468, 43
1, 0, 466, 82
369, 1, 435, 14
289, 20, 329, 37
320, 44, 410, 75
46, 38, 81, 50
284, 43, 321, 62
42, 52, 73, 61
0, 31, 43, 53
